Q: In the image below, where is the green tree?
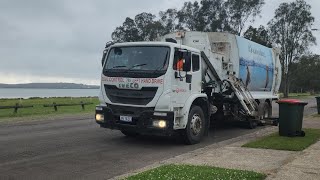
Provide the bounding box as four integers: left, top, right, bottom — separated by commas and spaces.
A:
290, 55, 320, 93
176, 0, 233, 32
111, 17, 141, 42
111, 0, 267, 42
225, 0, 265, 35
199, 0, 233, 32
243, 25, 272, 47
111, 13, 164, 42
177, 1, 201, 31
159, 8, 179, 34
135, 12, 164, 41
268, 0, 316, 97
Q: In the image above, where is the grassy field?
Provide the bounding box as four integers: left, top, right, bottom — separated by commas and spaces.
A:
242, 129, 320, 151
126, 164, 266, 180
0, 97, 99, 122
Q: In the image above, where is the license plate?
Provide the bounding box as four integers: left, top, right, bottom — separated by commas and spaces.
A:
120, 116, 132, 122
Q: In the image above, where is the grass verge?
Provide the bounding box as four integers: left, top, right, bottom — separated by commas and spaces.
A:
125, 164, 266, 180
312, 114, 320, 118
242, 129, 320, 151
0, 97, 98, 123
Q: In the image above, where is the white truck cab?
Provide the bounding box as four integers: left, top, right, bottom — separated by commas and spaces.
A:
95, 32, 281, 144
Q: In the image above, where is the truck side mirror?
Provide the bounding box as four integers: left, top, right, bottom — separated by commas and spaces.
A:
183, 55, 191, 72
101, 49, 107, 67
102, 41, 115, 67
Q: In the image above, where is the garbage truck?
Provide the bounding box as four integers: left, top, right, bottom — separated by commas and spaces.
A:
95, 31, 282, 144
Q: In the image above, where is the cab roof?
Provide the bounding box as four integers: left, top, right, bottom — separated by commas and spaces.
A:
109, 41, 201, 53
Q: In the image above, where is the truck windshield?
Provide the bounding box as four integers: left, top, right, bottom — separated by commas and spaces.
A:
104, 46, 170, 73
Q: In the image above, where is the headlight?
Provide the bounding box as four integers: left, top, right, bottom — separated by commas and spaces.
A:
95, 114, 104, 122
153, 120, 167, 128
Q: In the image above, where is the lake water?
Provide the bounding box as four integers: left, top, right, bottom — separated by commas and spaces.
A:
0, 88, 100, 99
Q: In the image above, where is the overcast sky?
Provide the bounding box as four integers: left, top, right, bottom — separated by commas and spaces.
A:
0, 0, 319, 85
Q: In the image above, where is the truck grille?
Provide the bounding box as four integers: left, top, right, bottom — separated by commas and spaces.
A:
108, 104, 155, 125
104, 85, 158, 105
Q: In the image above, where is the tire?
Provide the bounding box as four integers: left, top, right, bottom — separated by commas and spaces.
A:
272, 120, 279, 126
258, 102, 272, 126
183, 106, 206, 145
261, 102, 272, 119
121, 130, 139, 137
248, 120, 258, 129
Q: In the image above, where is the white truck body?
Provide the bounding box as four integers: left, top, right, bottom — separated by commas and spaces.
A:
95, 31, 282, 144
161, 32, 282, 99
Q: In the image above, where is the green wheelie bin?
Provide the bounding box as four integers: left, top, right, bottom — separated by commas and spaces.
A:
316, 97, 320, 114
277, 99, 308, 137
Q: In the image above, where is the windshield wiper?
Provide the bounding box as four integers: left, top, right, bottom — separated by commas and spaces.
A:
123, 63, 147, 73
104, 65, 126, 72
111, 65, 127, 69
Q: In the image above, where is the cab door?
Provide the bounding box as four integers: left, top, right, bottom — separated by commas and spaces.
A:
172, 49, 192, 107
190, 53, 202, 94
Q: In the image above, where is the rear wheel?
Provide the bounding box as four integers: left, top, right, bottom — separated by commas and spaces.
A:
258, 102, 272, 126
183, 106, 206, 145
248, 119, 258, 129
261, 102, 272, 119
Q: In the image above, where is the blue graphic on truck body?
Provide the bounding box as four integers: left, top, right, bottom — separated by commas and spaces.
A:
236, 36, 274, 92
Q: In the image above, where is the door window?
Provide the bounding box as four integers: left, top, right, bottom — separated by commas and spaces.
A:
192, 54, 200, 72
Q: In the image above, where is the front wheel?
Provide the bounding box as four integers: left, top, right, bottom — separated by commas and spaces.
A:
183, 106, 206, 145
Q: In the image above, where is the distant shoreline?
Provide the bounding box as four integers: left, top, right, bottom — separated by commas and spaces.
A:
0, 83, 100, 89
0, 88, 99, 99
0, 87, 99, 89
0, 96, 98, 100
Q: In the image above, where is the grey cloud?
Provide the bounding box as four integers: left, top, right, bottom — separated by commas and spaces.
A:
0, 0, 183, 84
0, 0, 319, 85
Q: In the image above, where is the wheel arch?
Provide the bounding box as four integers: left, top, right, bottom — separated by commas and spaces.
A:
192, 97, 210, 136
265, 99, 272, 107
257, 98, 273, 118
180, 94, 209, 135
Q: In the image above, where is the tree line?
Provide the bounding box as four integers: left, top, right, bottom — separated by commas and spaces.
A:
110, 0, 317, 97
290, 55, 320, 94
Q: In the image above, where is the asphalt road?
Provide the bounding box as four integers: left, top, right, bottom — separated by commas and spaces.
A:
0, 97, 317, 180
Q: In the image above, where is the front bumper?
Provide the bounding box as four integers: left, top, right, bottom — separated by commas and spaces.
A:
95, 105, 175, 136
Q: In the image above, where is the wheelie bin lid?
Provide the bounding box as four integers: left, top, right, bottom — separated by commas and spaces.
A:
277, 99, 308, 105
